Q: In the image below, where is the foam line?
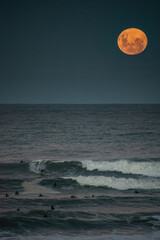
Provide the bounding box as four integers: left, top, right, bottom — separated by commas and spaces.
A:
81, 159, 160, 177
65, 175, 160, 190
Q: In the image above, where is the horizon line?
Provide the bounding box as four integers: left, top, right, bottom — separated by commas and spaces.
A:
0, 103, 160, 105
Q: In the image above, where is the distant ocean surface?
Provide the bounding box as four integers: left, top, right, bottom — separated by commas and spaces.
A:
0, 104, 160, 240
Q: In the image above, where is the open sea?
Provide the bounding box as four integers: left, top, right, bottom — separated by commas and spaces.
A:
0, 104, 160, 240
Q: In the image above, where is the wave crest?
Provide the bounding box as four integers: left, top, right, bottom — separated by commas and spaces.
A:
81, 159, 160, 177
66, 175, 160, 190
29, 159, 49, 173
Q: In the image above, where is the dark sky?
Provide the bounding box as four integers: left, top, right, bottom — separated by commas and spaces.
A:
0, 0, 160, 104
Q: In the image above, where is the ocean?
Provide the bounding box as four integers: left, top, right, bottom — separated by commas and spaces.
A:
0, 104, 160, 240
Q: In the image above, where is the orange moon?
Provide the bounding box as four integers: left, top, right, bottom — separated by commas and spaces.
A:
117, 28, 148, 55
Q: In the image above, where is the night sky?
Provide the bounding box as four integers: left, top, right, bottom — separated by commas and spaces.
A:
0, 0, 160, 104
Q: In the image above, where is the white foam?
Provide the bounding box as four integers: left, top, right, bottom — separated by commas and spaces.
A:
65, 175, 160, 190
29, 159, 49, 173
150, 215, 160, 228
81, 159, 160, 177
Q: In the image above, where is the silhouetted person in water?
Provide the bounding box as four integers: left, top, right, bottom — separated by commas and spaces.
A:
71, 195, 76, 198
5, 193, 9, 197
51, 205, 55, 210
53, 181, 57, 187
39, 194, 43, 197
17, 208, 20, 211
40, 169, 45, 176
20, 160, 24, 164
134, 190, 140, 194
43, 212, 48, 218
15, 191, 19, 195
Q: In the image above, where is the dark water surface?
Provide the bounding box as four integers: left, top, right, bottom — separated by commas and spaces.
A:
0, 104, 160, 239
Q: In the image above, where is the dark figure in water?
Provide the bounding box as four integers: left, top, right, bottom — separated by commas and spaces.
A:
17, 208, 20, 211
40, 169, 45, 176
5, 193, 9, 197
51, 205, 55, 210
134, 190, 140, 194
43, 212, 48, 218
20, 160, 24, 164
53, 181, 57, 187
39, 194, 43, 197
71, 195, 76, 198
15, 191, 19, 195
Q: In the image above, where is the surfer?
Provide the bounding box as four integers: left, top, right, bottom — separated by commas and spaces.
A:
43, 212, 48, 218
71, 195, 76, 198
15, 191, 19, 195
134, 190, 140, 194
53, 181, 57, 187
40, 169, 45, 176
51, 205, 55, 210
5, 193, 9, 197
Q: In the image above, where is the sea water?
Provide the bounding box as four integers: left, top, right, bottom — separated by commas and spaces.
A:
0, 104, 160, 239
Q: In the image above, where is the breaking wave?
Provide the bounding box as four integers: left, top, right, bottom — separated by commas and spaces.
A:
29, 159, 160, 177
65, 175, 160, 190
29, 159, 49, 173
28, 159, 160, 191
81, 159, 160, 177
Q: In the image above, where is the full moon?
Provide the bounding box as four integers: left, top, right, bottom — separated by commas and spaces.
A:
117, 28, 148, 55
